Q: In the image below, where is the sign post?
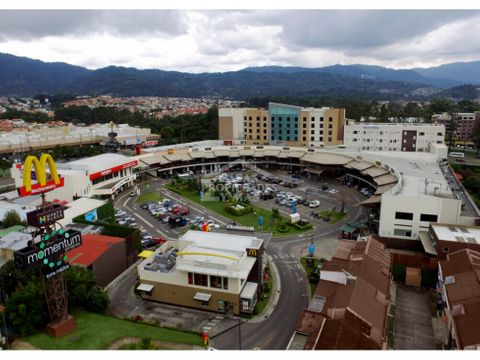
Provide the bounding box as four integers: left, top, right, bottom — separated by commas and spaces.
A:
13, 153, 81, 337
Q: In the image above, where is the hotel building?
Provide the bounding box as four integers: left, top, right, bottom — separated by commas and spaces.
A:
219, 102, 345, 147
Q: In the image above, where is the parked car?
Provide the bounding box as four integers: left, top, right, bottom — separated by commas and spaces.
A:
169, 216, 188, 228
309, 200, 321, 208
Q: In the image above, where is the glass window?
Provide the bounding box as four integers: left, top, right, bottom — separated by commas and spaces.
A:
188, 272, 193, 285
210, 275, 222, 289
395, 212, 413, 220
223, 277, 228, 290
420, 214, 438, 222
194, 273, 208, 287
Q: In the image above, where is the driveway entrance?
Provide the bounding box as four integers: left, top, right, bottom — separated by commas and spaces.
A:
393, 284, 436, 349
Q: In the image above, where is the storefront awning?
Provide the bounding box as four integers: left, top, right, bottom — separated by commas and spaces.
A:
304, 167, 325, 175
240, 282, 258, 300
193, 292, 212, 302
138, 250, 154, 258
419, 231, 438, 256
137, 283, 154, 292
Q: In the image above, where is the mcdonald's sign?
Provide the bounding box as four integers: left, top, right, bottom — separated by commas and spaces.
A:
247, 248, 257, 257
17, 154, 64, 197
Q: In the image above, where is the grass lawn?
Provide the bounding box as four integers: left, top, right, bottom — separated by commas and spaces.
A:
167, 184, 312, 238
252, 268, 273, 316
300, 256, 325, 297
318, 209, 347, 224
136, 191, 162, 203
25, 311, 203, 350
386, 304, 396, 349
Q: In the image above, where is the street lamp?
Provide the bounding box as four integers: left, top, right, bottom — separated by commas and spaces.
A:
210, 316, 245, 350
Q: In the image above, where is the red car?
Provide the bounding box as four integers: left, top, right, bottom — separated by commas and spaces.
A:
153, 237, 167, 245
172, 206, 189, 216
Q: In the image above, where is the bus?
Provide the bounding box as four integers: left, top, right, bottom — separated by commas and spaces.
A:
449, 152, 465, 159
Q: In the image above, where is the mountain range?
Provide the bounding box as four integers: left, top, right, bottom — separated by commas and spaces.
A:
0, 52, 479, 100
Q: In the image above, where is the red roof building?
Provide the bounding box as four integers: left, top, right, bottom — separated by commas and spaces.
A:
67, 234, 128, 287
288, 238, 391, 350
438, 249, 480, 349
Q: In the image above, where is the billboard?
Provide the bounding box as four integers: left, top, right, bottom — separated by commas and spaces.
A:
89, 160, 138, 180
84, 209, 98, 222
26, 204, 65, 227
142, 140, 158, 147
17, 154, 64, 197
13, 230, 82, 270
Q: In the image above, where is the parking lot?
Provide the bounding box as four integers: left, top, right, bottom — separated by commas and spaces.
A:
114, 185, 226, 251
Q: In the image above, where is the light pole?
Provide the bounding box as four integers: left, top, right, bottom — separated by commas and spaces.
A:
209, 316, 245, 350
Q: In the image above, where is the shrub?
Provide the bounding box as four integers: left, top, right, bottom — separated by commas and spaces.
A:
291, 222, 313, 230
86, 287, 110, 313
276, 223, 289, 233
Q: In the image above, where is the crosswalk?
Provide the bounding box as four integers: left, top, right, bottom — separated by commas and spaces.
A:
272, 252, 295, 260
201, 316, 224, 334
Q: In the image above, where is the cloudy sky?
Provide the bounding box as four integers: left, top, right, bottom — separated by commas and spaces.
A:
0, 10, 479, 72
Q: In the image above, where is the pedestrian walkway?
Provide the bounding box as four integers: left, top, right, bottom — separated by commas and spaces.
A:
394, 284, 436, 349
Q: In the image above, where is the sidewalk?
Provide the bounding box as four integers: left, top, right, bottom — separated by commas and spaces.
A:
248, 255, 281, 323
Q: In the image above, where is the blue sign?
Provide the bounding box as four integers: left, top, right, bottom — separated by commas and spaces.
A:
290, 200, 297, 214
200, 191, 204, 200
84, 209, 98, 222
309, 242, 315, 255
258, 215, 263, 227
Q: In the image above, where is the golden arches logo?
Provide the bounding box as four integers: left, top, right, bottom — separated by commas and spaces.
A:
19, 154, 63, 196
247, 248, 257, 257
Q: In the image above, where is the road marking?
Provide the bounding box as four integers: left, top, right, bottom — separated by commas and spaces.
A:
202, 326, 212, 331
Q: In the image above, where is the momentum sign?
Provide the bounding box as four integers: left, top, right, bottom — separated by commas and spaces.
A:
14, 230, 82, 270
17, 154, 64, 197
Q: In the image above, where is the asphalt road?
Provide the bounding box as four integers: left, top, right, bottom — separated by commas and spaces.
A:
112, 172, 367, 350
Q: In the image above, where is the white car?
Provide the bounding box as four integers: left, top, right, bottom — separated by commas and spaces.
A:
309, 200, 320, 208
328, 188, 339, 194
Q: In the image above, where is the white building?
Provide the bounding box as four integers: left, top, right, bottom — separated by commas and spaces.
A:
137, 230, 264, 315
0, 122, 154, 153
344, 120, 445, 152
10, 153, 139, 202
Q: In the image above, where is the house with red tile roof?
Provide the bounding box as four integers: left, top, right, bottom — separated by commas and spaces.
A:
288, 238, 391, 350
66, 234, 128, 287
438, 248, 480, 349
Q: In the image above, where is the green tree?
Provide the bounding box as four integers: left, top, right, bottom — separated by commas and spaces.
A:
0, 260, 35, 298
85, 287, 110, 313
463, 176, 480, 194
2, 210, 24, 228
473, 119, 480, 154
5, 280, 48, 336
66, 266, 98, 307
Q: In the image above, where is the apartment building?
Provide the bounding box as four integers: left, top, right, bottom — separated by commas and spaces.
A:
218, 102, 345, 147
343, 120, 445, 152
432, 112, 480, 145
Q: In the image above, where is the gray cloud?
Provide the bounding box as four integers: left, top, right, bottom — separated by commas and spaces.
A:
0, 10, 187, 41
277, 10, 480, 50
1, 10, 480, 72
